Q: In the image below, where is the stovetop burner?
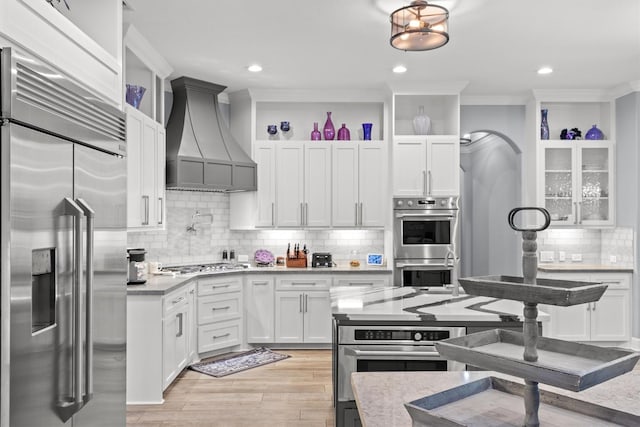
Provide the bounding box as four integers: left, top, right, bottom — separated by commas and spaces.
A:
161, 263, 247, 274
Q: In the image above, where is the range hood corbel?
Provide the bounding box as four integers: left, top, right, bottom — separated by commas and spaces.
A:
165, 76, 256, 192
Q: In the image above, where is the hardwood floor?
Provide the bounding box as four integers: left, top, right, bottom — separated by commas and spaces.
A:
126, 349, 334, 427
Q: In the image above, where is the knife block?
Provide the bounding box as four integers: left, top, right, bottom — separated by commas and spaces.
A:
286, 254, 307, 268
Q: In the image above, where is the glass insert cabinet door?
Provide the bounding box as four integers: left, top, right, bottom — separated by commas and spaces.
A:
543, 146, 574, 223
579, 146, 610, 224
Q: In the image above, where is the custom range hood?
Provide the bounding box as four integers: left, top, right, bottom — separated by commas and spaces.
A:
166, 77, 256, 191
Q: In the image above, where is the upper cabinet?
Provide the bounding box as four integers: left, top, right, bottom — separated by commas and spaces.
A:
391, 91, 462, 196
0, 0, 123, 106
124, 25, 173, 230
532, 90, 615, 227
228, 89, 388, 230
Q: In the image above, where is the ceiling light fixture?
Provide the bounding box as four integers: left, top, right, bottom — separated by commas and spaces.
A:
390, 0, 449, 51
537, 66, 553, 75
247, 64, 262, 72
393, 65, 407, 73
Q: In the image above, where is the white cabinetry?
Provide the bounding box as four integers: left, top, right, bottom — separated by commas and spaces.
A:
539, 272, 631, 343
332, 142, 387, 227
126, 105, 166, 229
274, 276, 332, 343
276, 142, 331, 227
196, 276, 243, 354
163, 284, 195, 389
245, 276, 275, 343
228, 89, 388, 229
531, 91, 615, 226
332, 274, 391, 288
0, 0, 123, 106
391, 92, 461, 197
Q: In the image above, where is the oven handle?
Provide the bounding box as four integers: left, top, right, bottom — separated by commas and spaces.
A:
344, 348, 441, 358
395, 262, 453, 269
395, 213, 455, 219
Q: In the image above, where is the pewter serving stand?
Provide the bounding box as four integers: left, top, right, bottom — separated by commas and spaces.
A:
405, 207, 640, 427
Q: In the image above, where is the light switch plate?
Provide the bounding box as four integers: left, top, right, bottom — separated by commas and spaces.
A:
558, 251, 566, 262
571, 253, 583, 262
539, 251, 554, 262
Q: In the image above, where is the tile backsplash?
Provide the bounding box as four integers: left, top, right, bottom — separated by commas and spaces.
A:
127, 190, 385, 266
538, 227, 635, 267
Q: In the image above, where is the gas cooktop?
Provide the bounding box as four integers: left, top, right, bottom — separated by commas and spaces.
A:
161, 263, 248, 275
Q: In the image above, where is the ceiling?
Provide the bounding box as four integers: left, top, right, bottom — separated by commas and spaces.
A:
124, 0, 640, 100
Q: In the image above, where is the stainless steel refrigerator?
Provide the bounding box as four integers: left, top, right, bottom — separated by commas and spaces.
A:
0, 47, 127, 426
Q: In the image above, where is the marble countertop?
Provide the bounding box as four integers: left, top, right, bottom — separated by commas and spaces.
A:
331, 286, 550, 323
351, 370, 640, 427
127, 264, 391, 295
538, 263, 634, 272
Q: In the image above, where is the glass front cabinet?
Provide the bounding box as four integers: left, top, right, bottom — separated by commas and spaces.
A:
537, 141, 614, 226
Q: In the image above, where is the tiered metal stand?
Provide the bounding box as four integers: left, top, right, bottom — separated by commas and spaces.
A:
405, 207, 640, 427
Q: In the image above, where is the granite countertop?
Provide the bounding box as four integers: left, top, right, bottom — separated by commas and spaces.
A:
127, 264, 391, 295
351, 370, 640, 427
538, 263, 634, 272
331, 286, 550, 323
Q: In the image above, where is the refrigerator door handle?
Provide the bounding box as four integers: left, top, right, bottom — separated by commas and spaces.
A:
76, 198, 95, 403
62, 197, 84, 409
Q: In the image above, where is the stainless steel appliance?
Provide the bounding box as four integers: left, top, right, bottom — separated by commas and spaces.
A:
393, 196, 460, 288
335, 324, 465, 426
311, 252, 332, 267
0, 48, 127, 426
127, 248, 147, 284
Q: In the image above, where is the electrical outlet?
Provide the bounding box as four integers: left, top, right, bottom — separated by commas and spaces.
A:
571, 253, 582, 262
539, 251, 554, 262
558, 251, 566, 262
609, 255, 617, 264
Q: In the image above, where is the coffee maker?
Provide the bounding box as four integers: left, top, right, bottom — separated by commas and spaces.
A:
127, 248, 147, 284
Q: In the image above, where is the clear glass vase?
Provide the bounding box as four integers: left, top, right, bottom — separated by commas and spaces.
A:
412, 105, 431, 135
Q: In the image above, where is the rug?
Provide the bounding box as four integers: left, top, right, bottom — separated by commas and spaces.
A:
189, 347, 290, 378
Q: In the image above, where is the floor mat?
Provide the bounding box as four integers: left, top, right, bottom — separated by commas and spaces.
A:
189, 347, 290, 377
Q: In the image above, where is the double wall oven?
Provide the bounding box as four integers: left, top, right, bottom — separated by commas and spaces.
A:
393, 196, 459, 288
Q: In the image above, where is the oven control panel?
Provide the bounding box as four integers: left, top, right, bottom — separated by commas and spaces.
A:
354, 329, 450, 342
394, 196, 459, 210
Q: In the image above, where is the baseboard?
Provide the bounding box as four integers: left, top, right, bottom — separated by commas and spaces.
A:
630, 337, 640, 351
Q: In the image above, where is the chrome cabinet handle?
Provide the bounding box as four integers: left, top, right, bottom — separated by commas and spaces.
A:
305, 202, 309, 225
158, 197, 163, 225
578, 201, 583, 224
299, 294, 303, 313
300, 202, 304, 226
587, 303, 591, 311
574, 202, 578, 224
141, 195, 149, 225
172, 296, 185, 304
76, 198, 95, 401
254, 281, 269, 286
212, 284, 231, 289
176, 312, 183, 337
213, 333, 230, 340
422, 170, 427, 196
428, 170, 432, 195
271, 202, 275, 226
355, 202, 359, 226
592, 302, 596, 311
63, 198, 84, 407
359, 202, 363, 226
212, 306, 231, 311
304, 294, 308, 312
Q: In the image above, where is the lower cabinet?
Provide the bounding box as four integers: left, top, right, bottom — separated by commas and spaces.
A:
274, 276, 332, 343
245, 276, 276, 343
539, 272, 631, 343
196, 276, 243, 354
162, 284, 195, 389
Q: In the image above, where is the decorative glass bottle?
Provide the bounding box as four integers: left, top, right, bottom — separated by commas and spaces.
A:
310, 122, 321, 140
323, 112, 335, 140
362, 123, 373, 141
412, 105, 431, 135
540, 109, 549, 140
337, 123, 350, 140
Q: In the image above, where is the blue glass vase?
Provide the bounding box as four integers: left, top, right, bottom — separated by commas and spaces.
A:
126, 84, 146, 109
585, 124, 604, 140
362, 123, 373, 140
540, 109, 549, 140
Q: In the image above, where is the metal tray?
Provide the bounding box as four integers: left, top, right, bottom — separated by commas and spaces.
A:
405, 376, 640, 427
435, 329, 639, 391
458, 275, 607, 306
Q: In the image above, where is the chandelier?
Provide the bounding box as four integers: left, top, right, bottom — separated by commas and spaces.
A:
390, 0, 449, 51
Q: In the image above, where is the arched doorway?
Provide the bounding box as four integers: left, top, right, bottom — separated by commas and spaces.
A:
459, 131, 522, 277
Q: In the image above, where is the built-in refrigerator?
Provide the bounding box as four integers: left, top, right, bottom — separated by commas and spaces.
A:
0, 47, 127, 426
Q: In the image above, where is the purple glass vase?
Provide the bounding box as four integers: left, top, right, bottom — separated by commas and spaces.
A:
310, 122, 321, 141
337, 123, 350, 141
323, 112, 335, 140
126, 84, 146, 109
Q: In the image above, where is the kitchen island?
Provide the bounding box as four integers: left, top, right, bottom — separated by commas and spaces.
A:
351, 370, 640, 427
331, 286, 550, 426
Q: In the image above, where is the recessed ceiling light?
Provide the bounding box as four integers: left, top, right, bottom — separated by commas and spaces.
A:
537, 67, 553, 75
393, 65, 407, 73
248, 64, 262, 73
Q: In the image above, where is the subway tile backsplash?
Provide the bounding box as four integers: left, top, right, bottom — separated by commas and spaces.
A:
538, 227, 634, 267
127, 190, 384, 266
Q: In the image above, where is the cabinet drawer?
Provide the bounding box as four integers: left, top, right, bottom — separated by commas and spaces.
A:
198, 292, 242, 325
276, 276, 330, 291
333, 275, 390, 288
198, 276, 242, 296
198, 319, 241, 353
164, 286, 191, 313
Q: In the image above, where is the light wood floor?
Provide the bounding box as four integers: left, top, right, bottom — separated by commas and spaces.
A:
126, 349, 334, 427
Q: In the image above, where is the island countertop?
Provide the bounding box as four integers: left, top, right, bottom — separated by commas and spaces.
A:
351, 370, 640, 427
331, 286, 550, 323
